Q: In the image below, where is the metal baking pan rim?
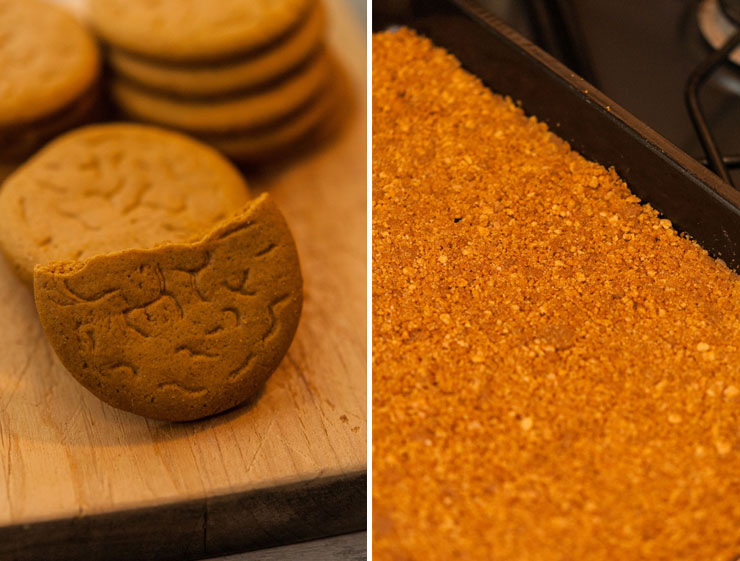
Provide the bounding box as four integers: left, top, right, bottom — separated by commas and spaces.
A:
450, 0, 740, 204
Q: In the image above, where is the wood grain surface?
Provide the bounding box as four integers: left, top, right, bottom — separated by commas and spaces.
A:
218, 531, 366, 561
0, 0, 367, 558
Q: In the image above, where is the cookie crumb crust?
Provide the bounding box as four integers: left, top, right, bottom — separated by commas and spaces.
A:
373, 29, 740, 561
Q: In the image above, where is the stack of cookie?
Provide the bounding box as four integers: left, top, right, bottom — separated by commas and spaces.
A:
0, 0, 101, 165
90, 0, 340, 163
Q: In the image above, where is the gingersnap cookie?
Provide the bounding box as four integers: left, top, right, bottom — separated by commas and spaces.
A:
34, 193, 303, 421
0, 82, 102, 163
108, 2, 325, 98
0, 0, 99, 127
0, 123, 249, 285
111, 49, 332, 134
205, 77, 343, 162
90, 0, 313, 63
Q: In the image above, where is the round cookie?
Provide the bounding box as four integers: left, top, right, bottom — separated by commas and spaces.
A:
0, 0, 100, 127
112, 49, 332, 134
205, 78, 343, 162
90, 0, 313, 62
0, 123, 249, 285
0, 82, 102, 162
109, 2, 325, 98
34, 193, 303, 422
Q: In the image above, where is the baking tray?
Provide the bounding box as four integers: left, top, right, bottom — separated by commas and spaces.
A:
374, 0, 740, 268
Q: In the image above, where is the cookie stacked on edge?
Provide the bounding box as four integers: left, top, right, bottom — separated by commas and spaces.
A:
0, 0, 101, 164
91, 0, 340, 163
0, 123, 303, 421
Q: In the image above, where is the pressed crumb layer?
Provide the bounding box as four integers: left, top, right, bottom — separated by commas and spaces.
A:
372, 29, 740, 561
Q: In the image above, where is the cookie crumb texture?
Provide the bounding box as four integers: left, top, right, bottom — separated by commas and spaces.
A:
34, 194, 302, 422
373, 29, 740, 561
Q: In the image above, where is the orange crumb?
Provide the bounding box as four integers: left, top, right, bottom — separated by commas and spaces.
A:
373, 28, 740, 561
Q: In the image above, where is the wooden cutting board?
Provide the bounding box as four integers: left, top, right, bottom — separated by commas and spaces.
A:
0, 1, 367, 559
